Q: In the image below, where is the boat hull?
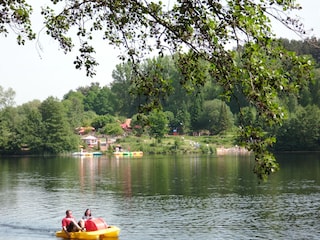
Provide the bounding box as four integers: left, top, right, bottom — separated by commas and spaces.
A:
55, 225, 120, 239
72, 151, 102, 157
92, 151, 103, 156
72, 152, 93, 157
113, 151, 143, 158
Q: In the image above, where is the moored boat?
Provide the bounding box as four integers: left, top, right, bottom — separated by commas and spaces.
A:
72, 151, 93, 157
92, 151, 103, 156
55, 225, 120, 239
113, 151, 143, 158
72, 151, 103, 157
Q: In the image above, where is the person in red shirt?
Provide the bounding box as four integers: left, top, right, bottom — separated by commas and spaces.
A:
62, 210, 83, 236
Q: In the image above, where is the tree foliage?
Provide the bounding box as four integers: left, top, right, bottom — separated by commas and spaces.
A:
275, 105, 320, 151
198, 99, 234, 135
0, 86, 16, 109
39, 97, 78, 153
111, 62, 138, 116
148, 109, 169, 142
18, 102, 44, 153
0, 0, 35, 44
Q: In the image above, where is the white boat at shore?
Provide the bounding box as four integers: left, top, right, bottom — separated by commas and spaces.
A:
72, 151, 93, 157
72, 149, 103, 157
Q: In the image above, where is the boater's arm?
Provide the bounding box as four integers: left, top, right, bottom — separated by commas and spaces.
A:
62, 225, 70, 237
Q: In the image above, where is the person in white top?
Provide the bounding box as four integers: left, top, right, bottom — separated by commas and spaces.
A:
79, 208, 93, 229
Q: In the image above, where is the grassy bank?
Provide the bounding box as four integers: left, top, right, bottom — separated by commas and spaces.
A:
110, 134, 239, 155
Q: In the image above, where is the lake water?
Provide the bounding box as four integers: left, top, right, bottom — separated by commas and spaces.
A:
0, 153, 319, 240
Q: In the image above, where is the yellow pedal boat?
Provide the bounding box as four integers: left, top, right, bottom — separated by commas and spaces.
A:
55, 225, 120, 239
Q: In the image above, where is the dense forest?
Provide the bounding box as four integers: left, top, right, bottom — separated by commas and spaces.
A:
1, 38, 320, 155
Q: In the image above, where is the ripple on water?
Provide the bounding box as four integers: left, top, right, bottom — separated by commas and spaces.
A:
111, 192, 320, 240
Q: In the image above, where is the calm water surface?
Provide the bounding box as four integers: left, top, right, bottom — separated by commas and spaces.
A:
0, 153, 319, 240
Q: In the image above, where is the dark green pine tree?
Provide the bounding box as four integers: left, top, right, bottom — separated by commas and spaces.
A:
175, 102, 191, 135
19, 105, 44, 153
189, 93, 203, 133
218, 103, 230, 134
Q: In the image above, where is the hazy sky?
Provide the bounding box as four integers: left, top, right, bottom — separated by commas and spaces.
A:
1, 0, 320, 105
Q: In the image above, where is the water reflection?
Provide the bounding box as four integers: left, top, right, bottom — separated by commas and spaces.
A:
0, 153, 319, 240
